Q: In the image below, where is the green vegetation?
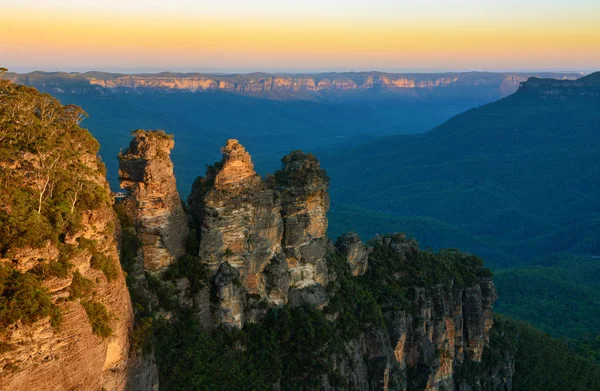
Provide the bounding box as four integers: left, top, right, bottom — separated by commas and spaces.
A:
0, 78, 117, 333
495, 254, 600, 339
454, 315, 600, 390
489, 317, 600, 391
494, 253, 600, 364
90, 252, 119, 282
0, 264, 60, 330
131, 129, 174, 140
79, 238, 120, 282
82, 300, 113, 338
163, 254, 208, 296
274, 150, 329, 188
118, 129, 174, 161
69, 271, 94, 300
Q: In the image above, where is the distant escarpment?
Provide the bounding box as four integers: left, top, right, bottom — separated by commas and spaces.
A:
0, 79, 156, 390
7, 70, 580, 98
119, 135, 512, 389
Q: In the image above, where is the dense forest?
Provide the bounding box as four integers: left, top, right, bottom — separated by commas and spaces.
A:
324, 73, 600, 267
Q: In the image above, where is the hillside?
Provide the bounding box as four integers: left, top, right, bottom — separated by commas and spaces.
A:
494, 253, 600, 354
324, 72, 600, 268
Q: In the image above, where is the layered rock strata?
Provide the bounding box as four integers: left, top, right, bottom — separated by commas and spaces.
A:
276, 150, 330, 289
118, 130, 189, 272
79, 73, 577, 97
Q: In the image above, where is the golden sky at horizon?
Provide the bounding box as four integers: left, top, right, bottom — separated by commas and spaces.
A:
2, 1, 599, 72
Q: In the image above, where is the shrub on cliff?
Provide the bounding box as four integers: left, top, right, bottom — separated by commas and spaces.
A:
79, 238, 119, 282
274, 150, 329, 188
82, 300, 112, 338
0, 264, 60, 330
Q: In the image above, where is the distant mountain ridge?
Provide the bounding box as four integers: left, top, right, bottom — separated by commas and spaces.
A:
7, 70, 581, 98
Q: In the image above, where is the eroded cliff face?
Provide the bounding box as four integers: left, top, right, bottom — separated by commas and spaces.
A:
277, 150, 330, 290
0, 150, 137, 390
376, 234, 504, 391
118, 130, 189, 272
518, 73, 600, 98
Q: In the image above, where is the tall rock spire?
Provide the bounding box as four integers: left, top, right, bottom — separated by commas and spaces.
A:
118, 130, 188, 271
189, 139, 283, 286
275, 150, 330, 288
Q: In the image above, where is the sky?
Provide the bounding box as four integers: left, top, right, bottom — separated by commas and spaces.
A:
1, 0, 599, 73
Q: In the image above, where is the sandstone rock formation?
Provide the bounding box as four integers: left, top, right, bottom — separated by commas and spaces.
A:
187, 141, 330, 327
118, 130, 189, 272
336, 232, 369, 276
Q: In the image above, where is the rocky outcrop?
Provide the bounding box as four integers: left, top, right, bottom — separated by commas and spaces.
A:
118, 130, 189, 272
187, 140, 330, 327
113, 133, 511, 389
276, 150, 330, 289
336, 232, 369, 276
190, 139, 281, 279
187, 139, 284, 326
115, 133, 512, 389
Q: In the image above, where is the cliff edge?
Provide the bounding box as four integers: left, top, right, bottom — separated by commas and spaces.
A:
0, 79, 155, 390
